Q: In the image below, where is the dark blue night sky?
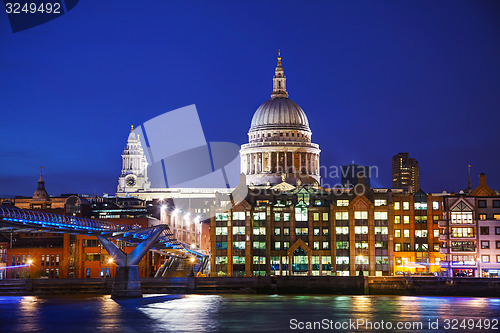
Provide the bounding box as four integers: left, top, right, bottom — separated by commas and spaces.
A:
1, 0, 499, 196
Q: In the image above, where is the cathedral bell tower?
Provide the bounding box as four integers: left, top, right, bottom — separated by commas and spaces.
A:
117, 125, 150, 193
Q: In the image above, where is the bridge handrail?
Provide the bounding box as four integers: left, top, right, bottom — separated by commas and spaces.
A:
0, 207, 136, 232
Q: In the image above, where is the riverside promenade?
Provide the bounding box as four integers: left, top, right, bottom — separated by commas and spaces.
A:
1, 276, 500, 297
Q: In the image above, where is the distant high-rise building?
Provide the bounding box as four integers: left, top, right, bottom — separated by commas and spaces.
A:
392, 152, 420, 193
341, 164, 371, 188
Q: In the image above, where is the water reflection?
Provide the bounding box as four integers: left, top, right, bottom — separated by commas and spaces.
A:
1, 294, 500, 332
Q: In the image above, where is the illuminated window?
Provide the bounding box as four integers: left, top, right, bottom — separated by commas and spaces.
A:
253, 256, 266, 264
394, 243, 402, 252
322, 213, 329, 221
284, 228, 290, 235
216, 242, 228, 249
374, 199, 387, 206
432, 201, 439, 210
403, 202, 410, 210
433, 230, 440, 238
335, 212, 349, 220
253, 212, 266, 221
394, 202, 400, 210
355, 256, 369, 264
336, 242, 349, 249
313, 242, 320, 250
336, 227, 349, 235
337, 200, 349, 207
295, 203, 308, 221
313, 213, 320, 221
415, 230, 428, 238
415, 216, 427, 224
274, 242, 281, 250
452, 255, 475, 265
403, 216, 410, 224
394, 216, 401, 224
451, 211, 473, 224
323, 228, 329, 235
216, 256, 227, 264
253, 227, 266, 235
253, 241, 266, 249
374, 227, 388, 235
233, 256, 245, 264
355, 241, 368, 249
233, 226, 245, 235
274, 227, 280, 235
283, 213, 290, 222
232, 212, 245, 220
295, 228, 308, 235
215, 227, 227, 235
336, 256, 349, 264
482, 255, 490, 263
274, 213, 281, 221
451, 228, 475, 238
215, 213, 228, 221
374, 211, 388, 220
415, 202, 427, 210
313, 228, 320, 235
479, 214, 487, 220
232, 241, 244, 249
354, 211, 368, 219
354, 226, 368, 234
403, 229, 410, 238
415, 243, 429, 251
481, 241, 490, 249
395, 229, 401, 238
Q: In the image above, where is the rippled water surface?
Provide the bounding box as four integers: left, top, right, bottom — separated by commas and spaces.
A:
1, 294, 500, 332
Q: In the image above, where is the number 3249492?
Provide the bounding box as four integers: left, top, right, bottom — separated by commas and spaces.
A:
5, 2, 61, 14
443, 318, 498, 330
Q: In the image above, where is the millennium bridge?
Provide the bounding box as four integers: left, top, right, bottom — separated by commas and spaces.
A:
0, 206, 206, 297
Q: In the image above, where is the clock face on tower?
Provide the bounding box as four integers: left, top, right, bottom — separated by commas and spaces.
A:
126, 176, 136, 187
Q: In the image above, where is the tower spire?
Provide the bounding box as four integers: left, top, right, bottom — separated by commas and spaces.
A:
466, 164, 472, 193
131, 124, 134, 132
271, 49, 288, 99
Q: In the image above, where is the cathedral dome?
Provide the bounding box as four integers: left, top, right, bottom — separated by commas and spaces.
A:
32, 168, 50, 202
250, 97, 310, 132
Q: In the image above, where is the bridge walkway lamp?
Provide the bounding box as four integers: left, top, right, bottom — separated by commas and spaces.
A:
27, 259, 33, 279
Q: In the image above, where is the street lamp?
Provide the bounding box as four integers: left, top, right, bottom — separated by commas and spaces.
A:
27, 259, 33, 279
357, 256, 364, 276
189, 257, 195, 277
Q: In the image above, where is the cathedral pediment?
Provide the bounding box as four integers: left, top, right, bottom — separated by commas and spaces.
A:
271, 181, 296, 192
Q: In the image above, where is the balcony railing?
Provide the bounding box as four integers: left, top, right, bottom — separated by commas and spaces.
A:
439, 247, 449, 254
438, 234, 448, 241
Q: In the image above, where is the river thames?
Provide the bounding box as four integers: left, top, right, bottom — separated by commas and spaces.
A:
1, 294, 500, 332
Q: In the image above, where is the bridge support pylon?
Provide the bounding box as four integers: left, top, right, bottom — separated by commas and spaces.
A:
97, 226, 165, 298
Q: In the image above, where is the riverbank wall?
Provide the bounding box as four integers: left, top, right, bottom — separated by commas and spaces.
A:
1, 276, 500, 297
